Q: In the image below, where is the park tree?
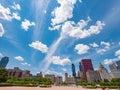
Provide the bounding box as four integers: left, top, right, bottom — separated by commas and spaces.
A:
0, 68, 8, 82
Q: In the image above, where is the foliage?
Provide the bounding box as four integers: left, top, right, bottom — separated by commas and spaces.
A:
76, 80, 88, 86
5, 77, 52, 86
0, 68, 8, 82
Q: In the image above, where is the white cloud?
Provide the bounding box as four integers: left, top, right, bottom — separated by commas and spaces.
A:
79, 0, 82, 3
90, 42, 99, 48
21, 19, 35, 31
115, 49, 120, 59
21, 62, 31, 66
0, 53, 3, 57
0, 4, 21, 21
14, 56, 24, 61
75, 44, 90, 55
61, 17, 105, 39
62, 68, 67, 72
0, 23, 5, 37
11, 2, 21, 10
50, 0, 77, 30
45, 69, 62, 75
97, 41, 110, 54
104, 49, 120, 65
29, 41, 48, 53
51, 56, 71, 66
49, 25, 61, 31
12, 12, 21, 20
103, 58, 118, 65
0, 4, 12, 21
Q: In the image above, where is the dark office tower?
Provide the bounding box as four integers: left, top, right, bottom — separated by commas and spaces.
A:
79, 62, 82, 72
109, 63, 117, 72
116, 60, 120, 71
72, 63, 76, 77
0, 56, 9, 68
81, 59, 94, 81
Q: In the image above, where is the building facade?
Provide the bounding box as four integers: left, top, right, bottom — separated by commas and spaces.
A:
8, 67, 31, 78
37, 72, 43, 78
116, 60, 120, 71
98, 63, 110, 81
0, 56, 9, 68
71, 63, 76, 77
81, 59, 94, 81
109, 63, 118, 72
44, 74, 55, 83
55, 76, 63, 85
86, 70, 101, 83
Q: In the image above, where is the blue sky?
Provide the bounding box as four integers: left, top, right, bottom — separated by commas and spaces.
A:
0, 0, 120, 76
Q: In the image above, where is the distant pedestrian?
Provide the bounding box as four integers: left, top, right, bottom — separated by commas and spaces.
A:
118, 87, 120, 90
102, 87, 105, 90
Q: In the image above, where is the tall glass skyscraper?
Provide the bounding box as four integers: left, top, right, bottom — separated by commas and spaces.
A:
71, 63, 76, 77
0, 56, 9, 68
79, 62, 82, 72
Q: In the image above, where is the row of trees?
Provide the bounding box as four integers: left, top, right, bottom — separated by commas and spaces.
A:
0, 68, 52, 86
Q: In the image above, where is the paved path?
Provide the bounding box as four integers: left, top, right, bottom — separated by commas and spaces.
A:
0, 86, 117, 90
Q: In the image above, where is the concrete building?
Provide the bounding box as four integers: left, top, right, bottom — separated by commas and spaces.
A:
109, 63, 118, 72
81, 59, 94, 81
8, 67, 31, 78
55, 76, 63, 85
86, 70, 101, 83
0, 56, 9, 68
110, 71, 120, 79
98, 63, 110, 81
44, 74, 55, 83
8, 67, 23, 78
22, 70, 31, 78
37, 72, 43, 78
64, 73, 76, 84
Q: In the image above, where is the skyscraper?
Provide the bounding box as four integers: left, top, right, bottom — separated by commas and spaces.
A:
0, 56, 9, 68
98, 63, 110, 81
81, 59, 94, 81
108, 63, 117, 72
79, 62, 82, 72
71, 63, 76, 77
116, 60, 120, 71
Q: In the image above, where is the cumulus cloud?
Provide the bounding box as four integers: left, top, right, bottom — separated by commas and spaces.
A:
29, 41, 48, 53
103, 49, 120, 65
0, 4, 21, 21
12, 12, 21, 20
75, 44, 90, 55
14, 56, 24, 61
97, 41, 110, 54
51, 56, 71, 66
21, 19, 35, 31
50, 0, 77, 30
11, 2, 21, 10
115, 49, 120, 59
21, 62, 31, 66
0, 23, 5, 37
61, 17, 105, 39
90, 42, 99, 48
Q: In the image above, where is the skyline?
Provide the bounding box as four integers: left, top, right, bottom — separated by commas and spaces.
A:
0, 0, 120, 76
